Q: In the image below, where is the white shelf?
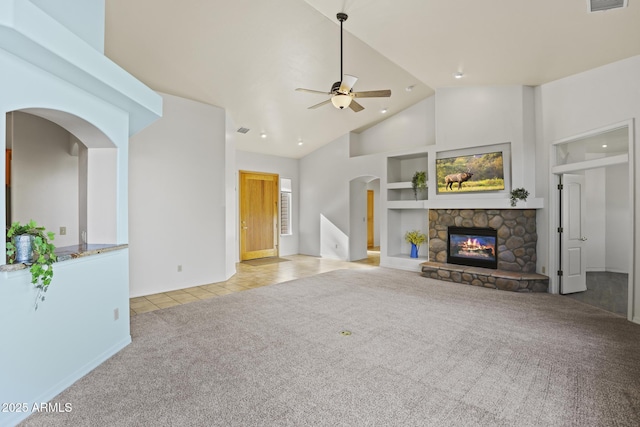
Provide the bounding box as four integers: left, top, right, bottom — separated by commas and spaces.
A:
386, 181, 413, 189
387, 181, 429, 190
387, 201, 428, 209
387, 197, 543, 210
422, 197, 544, 210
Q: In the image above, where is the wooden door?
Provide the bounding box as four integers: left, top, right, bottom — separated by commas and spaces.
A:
239, 171, 279, 261
367, 190, 374, 248
560, 174, 587, 294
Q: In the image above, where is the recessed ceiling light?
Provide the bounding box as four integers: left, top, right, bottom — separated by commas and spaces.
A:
454, 72, 464, 79
260, 132, 267, 139
602, 144, 608, 148
298, 139, 304, 146
405, 85, 415, 92
381, 108, 388, 114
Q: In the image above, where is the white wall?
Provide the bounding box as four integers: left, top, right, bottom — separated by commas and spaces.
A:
0, 250, 131, 427
351, 97, 436, 156
129, 92, 229, 297
349, 178, 369, 261
86, 148, 118, 243
585, 164, 630, 274
605, 163, 629, 273
29, 0, 105, 53
225, 115, 237, 278
235, 150, 299, 258
585, 169, 606, 270
299, 135, 350, 256
436, 85, 537, 193
10, 112, 79, 247
299, 134, 387, 258
539, 55, 640, 322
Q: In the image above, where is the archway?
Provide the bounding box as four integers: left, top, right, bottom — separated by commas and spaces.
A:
348, 175, 380, 261
6, 108, 118, 251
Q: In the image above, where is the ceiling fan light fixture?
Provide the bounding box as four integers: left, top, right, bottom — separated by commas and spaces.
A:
331, 94, 352, 109
296, 11, 391, 112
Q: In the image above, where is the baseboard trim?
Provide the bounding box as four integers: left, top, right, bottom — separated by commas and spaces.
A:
4, 335, 131, 427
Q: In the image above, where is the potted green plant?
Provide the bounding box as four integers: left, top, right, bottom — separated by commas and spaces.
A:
510, 187, 530, 207
6, 220, 57, 307
411, 171, 427, 201
405, 229, 427, 258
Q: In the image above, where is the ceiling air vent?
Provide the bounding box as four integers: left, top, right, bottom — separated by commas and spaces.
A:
588, 0, 628, 12
237, 127, 250, 134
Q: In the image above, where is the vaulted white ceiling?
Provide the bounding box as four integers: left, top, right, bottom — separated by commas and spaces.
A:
105, 0, 640, 158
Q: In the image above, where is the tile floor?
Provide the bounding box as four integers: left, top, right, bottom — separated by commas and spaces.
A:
130, 250, 380, 316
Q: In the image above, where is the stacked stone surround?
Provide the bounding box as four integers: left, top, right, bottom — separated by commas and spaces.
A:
421, 261, 549, 292
428, 209, 537, 273
424, 208, 548, 292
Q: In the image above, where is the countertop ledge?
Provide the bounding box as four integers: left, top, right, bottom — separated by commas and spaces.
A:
0, 244, 128, 272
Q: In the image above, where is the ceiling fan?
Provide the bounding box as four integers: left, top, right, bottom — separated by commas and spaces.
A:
295, 12, 391, 112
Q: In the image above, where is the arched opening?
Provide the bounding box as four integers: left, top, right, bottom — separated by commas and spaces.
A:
5, 108, 118, 254
349, 175, 380, 262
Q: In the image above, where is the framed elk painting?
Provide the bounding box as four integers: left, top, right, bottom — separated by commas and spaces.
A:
435, 150, 505, 194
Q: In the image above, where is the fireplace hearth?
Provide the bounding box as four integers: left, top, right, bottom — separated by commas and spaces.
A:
447, 226, 498, 269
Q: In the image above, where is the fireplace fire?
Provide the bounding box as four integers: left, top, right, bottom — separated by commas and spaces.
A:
447, 226, 498, 269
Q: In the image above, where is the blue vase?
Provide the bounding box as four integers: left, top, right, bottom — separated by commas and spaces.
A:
410, 243, 419, 258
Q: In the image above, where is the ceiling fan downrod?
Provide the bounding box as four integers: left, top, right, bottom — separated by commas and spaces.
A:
337, 12, 348, 82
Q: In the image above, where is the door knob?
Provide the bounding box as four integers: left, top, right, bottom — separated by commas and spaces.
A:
580, 237, 588, 241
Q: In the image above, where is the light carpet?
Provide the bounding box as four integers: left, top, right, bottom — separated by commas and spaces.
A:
21, 268, 640, 426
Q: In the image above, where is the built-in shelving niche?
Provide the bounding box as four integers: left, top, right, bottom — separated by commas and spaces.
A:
384, 151, 429, 270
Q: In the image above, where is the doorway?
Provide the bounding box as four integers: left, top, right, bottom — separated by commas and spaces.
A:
348, 176, 379, 261
239, 171, 279, 261
551, 123, 633, 318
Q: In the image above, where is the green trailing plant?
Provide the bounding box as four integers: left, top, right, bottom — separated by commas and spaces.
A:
404, 229, 427, 246
510, 187, 530, 207
411, 171, 427, 201
6, 220, 57, 308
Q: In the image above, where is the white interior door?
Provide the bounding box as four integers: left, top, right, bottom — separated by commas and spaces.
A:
561, 174, 587, 294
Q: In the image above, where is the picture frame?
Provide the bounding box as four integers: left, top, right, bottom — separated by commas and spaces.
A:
436, 150, 505, 194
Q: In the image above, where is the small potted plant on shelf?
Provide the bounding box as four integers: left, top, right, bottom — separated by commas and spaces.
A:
411, 171, 427, 201
6, 220, 57, 308
405, 229, 427, 258
510, 187, 530, 207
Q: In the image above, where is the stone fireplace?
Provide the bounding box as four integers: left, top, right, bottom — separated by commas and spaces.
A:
423, 209, 548, 292
429, 209, 537, 272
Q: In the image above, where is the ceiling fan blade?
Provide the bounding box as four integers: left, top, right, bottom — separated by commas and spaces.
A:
339, 74, 358, 93
296, 88, 332, 95
353, 89, 392, 98
308, 99, 332, 109
349, 100, 364, 112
